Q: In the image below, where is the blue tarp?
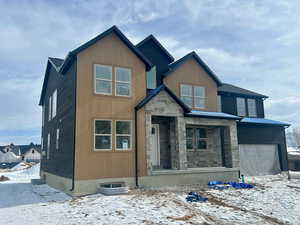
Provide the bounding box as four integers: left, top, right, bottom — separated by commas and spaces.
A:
186, 192, 208, 202
208, 181, 254, 190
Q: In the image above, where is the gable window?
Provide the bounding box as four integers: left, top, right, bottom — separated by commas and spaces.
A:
146, 66, 156, 89
52, 89, 57, 118
94, 120, 112, 150
180, 84, 206, 109
47, 133, 50, 159
116, 121, 131, 150
180, 84, 193, 107
247, 99, 257, 117
115, 67, 131, 96
186, 127, 207, 150
94, 65, 112, 95
194, 86, 205, 109
56, 128, 59, 150
236, 97, 246, 116
48, 96, 52, 121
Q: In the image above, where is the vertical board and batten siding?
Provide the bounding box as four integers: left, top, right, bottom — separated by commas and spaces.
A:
219, 94, 265, 118
41, 61, 76, 179
237, 124, 288, 171
75, 33, 147, 180
137, 40, 171, 86
163, 58, 218, 112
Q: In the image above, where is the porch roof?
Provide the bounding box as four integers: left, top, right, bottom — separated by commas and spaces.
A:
239, 117, 290, 127
184, 110, 241, 120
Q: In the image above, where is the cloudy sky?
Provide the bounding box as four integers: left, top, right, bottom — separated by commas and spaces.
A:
0, 0, 299, 145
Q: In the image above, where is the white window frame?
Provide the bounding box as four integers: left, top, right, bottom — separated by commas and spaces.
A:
94, 64, 113, 95
94, 119, 112, 151
52, 89, 57, 118
236, 97, 246, 116
115, 67, 131, 97
194, 86, 206, 109
180, 84, 193, 107
247, 99, 257, 117
47, 133, 50, 159
56, 128, 59, 150
115, 120, 132, 151
48, 96, 52, 121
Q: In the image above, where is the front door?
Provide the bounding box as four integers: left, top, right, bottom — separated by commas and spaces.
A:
151, 124, 160, 167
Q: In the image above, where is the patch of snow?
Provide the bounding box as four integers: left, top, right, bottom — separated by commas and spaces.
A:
0, 151, 21, 163
287, 147, 300, 152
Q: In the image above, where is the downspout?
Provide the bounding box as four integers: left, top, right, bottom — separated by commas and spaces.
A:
134, 108, 139, 188
70, 58, 77, 192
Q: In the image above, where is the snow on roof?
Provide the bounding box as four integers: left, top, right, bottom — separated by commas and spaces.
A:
239, 118, 290, 126
185, 110, 241, 120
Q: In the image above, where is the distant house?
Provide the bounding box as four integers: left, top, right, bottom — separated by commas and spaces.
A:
0, 143, 41, 165
288, 147, 300, 171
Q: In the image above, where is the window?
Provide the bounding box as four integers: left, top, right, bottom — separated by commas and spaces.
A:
247, 99, 257, 117
194, 86, 205, 108
146, 66, 156, 89
116, 121, 131, 150
42, 105, 45, 127
115, 67, 131, 96
94, 120, 112, 150
186, 127, 207, 150
236, 97, 246, 116
47, 133, 50, 159
56, 128, 59, 150
48, 96, 52, 121
180, 84, 193, 107
52, 89, 57, 118
94, 65, 112, 95
217, 95, 222, 112
41, 136, 43, 151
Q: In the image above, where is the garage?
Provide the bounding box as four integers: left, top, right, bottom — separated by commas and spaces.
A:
239, 144, 281, 176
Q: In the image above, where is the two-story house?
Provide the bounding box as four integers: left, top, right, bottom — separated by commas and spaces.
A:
39, 26, 290, 196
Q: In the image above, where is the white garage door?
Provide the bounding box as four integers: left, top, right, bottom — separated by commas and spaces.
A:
239, 144, 281, 176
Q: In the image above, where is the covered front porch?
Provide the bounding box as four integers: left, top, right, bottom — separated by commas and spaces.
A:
143, 90, 240, 177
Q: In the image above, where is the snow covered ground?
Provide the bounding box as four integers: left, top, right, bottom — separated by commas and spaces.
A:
0, 165, 300, 225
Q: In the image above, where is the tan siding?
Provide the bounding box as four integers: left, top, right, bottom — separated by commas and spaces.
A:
75, 33, 147, 180
164, 58, 218, 112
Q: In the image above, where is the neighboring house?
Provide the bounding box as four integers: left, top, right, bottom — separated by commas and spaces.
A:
0, 143, 41, 165
39, 26, 290, 196
287, 147, 300, 171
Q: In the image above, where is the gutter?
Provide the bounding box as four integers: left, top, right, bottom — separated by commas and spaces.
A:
70, 58, 77, 192
134, 109, 139, 187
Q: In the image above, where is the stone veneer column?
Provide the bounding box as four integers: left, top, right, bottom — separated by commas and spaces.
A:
176, 116, 188, 170
223, 125, 240, 168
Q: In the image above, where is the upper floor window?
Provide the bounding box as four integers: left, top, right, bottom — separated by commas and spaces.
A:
56, 128, 60, 150
47, 133, 50, 160
247, 99, 257, 117
115, 67, 131, 96
52, 89, 57, 118
146, 66, 156, 89
95, 65, 112, 95
180, 84, 205, 109
48, 96, 52, 121
236, 97, 246, 116
217, 95, 222, 112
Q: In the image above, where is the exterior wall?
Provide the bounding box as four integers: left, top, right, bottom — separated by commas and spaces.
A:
41, 171, 73, 195
137, 39, 171, 86
75, 33, 147, 180
164, 58, 218, 112
41, 61, 76, 179
237, 124, 288, 171
24, 149, 41, 162
187, 127, 222, 168
219, 94, 265, 118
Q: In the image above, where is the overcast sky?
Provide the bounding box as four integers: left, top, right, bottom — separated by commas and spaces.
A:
0, 0, 299, 145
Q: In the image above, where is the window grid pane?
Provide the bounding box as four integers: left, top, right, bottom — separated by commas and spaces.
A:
95, 120, 111, 134
236, 97, 246, 116
194, 97, 205, 108
181, 84, 192, 97
194, 86, 205, 97
116, 68, 131, 82
116, 82, 130, 96
95, 65, 112, 80
247, 99, 257, 117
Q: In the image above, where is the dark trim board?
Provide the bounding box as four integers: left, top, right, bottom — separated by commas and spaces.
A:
237, 123, 288, 171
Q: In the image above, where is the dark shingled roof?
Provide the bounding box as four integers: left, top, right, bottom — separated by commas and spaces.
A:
135, 84, 190, 113
59, 25, 152, 74
218, 83, 268, 98
0, 144, 41, 156
48, 57, 64, 70
136, 34, 175, 63
164, 51, 222, 86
